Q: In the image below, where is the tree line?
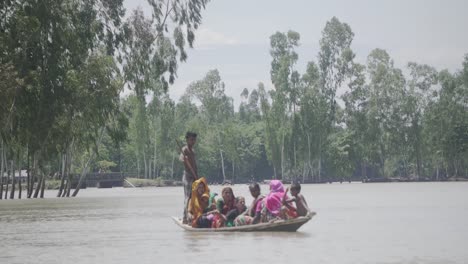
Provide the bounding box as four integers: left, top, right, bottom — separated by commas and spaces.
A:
0, 0, 209, 199
114, 18, 467, 185
1, 2, 466, 200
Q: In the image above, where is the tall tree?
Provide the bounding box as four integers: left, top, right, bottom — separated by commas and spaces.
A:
122, 0, 209, 178
316, 17, 355, 180
405, 62, 438, 179
267, 30, 300, 179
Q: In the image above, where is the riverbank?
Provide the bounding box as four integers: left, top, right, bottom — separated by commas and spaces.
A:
362, 177, 468, 183
123, 178, 182, 188
0, 178, 182, 191
2, 177, 466, 191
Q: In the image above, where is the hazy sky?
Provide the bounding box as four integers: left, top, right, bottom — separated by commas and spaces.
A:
124, 0, 468, 107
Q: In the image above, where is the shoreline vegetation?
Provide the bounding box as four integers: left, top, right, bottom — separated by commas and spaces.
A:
3, 177, 468, 194
1, 1, 466, 200
2, 177, 466, 193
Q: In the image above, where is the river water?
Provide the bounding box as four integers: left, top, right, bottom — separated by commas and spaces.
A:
0, 182, 467, 264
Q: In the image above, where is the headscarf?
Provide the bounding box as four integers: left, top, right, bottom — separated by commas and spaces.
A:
190, 177, 210, 227
265, 180, 285, 216
217, 186, 235, 214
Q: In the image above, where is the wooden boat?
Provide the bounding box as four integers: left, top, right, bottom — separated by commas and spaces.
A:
172, 212, 316, 232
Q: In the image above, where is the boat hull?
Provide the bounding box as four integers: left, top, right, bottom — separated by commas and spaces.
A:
172, 212, 315, 232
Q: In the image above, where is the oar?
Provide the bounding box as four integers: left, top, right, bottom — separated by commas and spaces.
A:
175, 139, 199, 180
282, 186, 297, 212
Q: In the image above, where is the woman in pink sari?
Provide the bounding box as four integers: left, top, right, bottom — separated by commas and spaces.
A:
261, 180, 296, 222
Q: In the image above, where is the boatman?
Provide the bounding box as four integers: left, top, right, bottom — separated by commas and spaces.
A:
179, 132, 199, 224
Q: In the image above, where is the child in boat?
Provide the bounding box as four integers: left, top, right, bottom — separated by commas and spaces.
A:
225, 196, 247, 227
208, 192, 218, 210
284, 182, 311, 217
247, 183, 264, 217
245, 182, 264, 224
231, 183, 264, 226
187, 177, 216, 228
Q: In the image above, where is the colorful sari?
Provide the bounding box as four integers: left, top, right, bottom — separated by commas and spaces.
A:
188, 177, 210, 227
212, 187, 236, 228
265, 180, 285, 216
260, 180, 297, 221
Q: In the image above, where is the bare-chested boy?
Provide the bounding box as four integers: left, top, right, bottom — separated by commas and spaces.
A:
284, 182, 310, 217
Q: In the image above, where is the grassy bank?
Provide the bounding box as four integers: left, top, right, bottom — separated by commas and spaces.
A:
123, 178, 182, 188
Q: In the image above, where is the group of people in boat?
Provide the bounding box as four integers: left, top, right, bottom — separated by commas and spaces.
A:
188, 178, 310, 228
179, 131, 311, 228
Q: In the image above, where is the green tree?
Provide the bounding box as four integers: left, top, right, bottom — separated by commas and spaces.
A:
316, 17, 355, 180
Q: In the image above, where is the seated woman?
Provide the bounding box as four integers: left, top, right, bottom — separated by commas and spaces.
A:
234, 183, 264, 226
250, 182, 265, 224
225, 196, 247, 227
260, 180, 296, 223
211, 187, 236, 228
187, 177, 215, 228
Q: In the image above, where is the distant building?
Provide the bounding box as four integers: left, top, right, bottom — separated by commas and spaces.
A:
1, 170, 28, 183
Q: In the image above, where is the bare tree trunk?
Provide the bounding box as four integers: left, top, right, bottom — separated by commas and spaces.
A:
362, 161, 366, 181
9, 159, 15, 199
293, 142, 297, 171
302, 162, 307, 184
232, 161, 235, 183
18, 154, 22, 199
33, 167, 44, 198
25, 146, 29, 198
64, 172, 71, 197
32, 153, 41, 198
33, 172, 42, 198
63, 178, 69, 197
379, 142, 386, 178
416, 152, 422, 180
40, 169, 46, 198
171, 153, 175, 179
143, 151, 148, 179
307, 133, 312, 183
220, 149, 226, 183
57, 153, 66, 197
153, 131, 157, 179
27, 153, 35, 198
63, 147, 73, 197
5, 155, 10, 199
72, 127, 105, 197
0, 144, 4, 199
151, 160, 154, 179
281, 133, 284, 180
137, 155, 140, 178
318, 136, 322, 183
30, 155, 36, 197
310, 162, 314, 182
149, 159, 153, 179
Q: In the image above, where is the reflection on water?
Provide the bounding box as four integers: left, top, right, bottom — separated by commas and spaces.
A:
1, 182, 467, 264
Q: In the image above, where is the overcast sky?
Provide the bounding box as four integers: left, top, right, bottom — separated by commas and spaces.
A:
124, 0, 468, 107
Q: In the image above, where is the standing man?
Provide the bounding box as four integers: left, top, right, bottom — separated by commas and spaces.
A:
179, 132, 198, 224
